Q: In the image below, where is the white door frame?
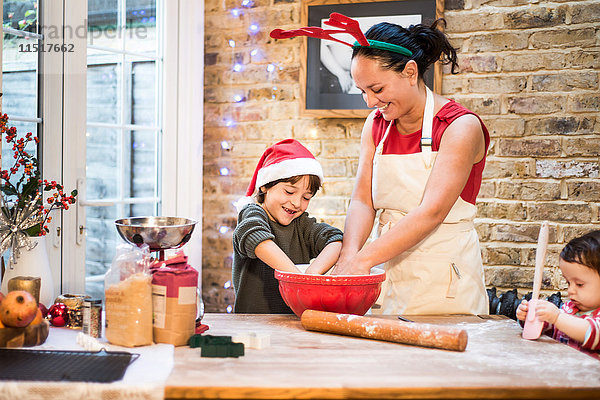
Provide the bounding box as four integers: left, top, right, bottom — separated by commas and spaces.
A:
162, 0, 204, 282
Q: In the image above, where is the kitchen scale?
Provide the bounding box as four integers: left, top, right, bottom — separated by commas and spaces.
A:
114, 216, 205, 323
115, 216, 197, 261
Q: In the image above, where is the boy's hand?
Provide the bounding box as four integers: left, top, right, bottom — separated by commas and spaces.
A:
534, 299, 560, 325
516, 299, 528, 321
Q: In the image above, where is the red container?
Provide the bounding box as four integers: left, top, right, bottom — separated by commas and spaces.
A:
274, 269, 386, 317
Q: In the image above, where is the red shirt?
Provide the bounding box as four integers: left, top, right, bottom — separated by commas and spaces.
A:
371, 101, 490, 205
553, 300, 600, 360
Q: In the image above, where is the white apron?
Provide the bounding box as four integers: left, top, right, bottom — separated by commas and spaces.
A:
371, 87, 488, 315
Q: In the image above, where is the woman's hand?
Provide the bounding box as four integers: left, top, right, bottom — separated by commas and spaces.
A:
331, 253, 372, 275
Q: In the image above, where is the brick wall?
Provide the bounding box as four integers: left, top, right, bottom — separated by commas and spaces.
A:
202, 0, 600, 312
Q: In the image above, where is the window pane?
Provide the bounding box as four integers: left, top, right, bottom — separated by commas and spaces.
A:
132, 61, 156, 125
125, 0, 156, 54
85, 205, 119, 300
130, 129, 157, 197
2, 34, 38, 118
130, 202, 156, 216
86, 127, 119, 199
87, 0, 121, 51
87, 63, 120, 124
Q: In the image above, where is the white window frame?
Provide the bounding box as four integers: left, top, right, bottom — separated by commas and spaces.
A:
2, 0, 204, 295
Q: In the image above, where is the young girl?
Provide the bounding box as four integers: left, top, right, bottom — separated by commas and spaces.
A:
232, 139, 343, 313
517, 230, 600, 359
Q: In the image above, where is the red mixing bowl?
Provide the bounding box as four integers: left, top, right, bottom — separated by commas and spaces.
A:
274, 268, 386, 317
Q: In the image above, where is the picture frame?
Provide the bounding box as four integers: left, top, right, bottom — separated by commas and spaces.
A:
300, 0, 444, 118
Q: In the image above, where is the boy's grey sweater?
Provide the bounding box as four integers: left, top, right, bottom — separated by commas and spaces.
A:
232, 203, 343, 314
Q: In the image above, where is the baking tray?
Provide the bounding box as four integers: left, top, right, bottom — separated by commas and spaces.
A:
0, 348, 140, 382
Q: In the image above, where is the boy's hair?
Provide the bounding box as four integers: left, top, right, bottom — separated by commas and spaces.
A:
560, 230, 600, 275
256, 174, 321, 204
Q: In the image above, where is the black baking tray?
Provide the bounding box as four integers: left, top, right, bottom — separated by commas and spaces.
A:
0, 348, 140, 382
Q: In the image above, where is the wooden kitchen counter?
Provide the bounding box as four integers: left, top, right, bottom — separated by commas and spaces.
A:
165, 313, 600, 399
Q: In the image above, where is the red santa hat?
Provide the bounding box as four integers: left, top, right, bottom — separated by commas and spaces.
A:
234, 139, 324, 212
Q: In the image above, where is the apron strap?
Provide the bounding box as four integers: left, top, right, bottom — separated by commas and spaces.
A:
421, 87, 435, 168
376, 87, 435, 165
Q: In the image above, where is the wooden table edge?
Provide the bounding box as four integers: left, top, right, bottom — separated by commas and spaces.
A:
164, 385, 600, 399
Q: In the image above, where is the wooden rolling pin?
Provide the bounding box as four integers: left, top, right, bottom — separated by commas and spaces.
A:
301, 310, 468, 352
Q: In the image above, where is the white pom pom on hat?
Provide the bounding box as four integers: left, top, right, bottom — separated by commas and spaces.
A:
234, 139, 324, 213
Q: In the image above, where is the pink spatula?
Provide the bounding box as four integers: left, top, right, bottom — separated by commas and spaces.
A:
522, 221, 549, 340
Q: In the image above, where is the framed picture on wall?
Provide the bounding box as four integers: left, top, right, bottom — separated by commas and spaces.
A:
300, 0, 444, 118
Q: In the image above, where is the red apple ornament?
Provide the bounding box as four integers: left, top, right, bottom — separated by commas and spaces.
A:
0, 290, 39, 327
48, 303, 69, 327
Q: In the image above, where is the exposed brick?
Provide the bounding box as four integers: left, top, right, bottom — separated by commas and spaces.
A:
570, 1, 600, 24
205, 52, 218, 65
474, 221, 492, 241
522, 247, 561, 269
444, 12, 503, 33
307, 197, 347, 216
466, 76, 526, 94
527, 203, 594, 223
457, 54, 498, 73
562, 225, 600, 243
319, 159, 348, 178
483, 158, 534, 178
292, 119, 347, 141
441, 76, 465, 95
567, 181, 600, 202
471, 0, 540, 9
501, 52, 566, 72
525, 116, 596, 136
563, 137, 600, 157
568, 94, 600, 113
468, 32, 529, 52
321, 179, 355, 197
491, 223, 558, 243
531, 72, 598, 92
569, 50, 600, 69
497, 138, 561, 157
530, 28, 596, 49
452, 95, 501, 115
322, 141, 362, 159
504, 6, 566, 29
478, 181, 496, 198
536, 160, 599, 178
484, 117, 525, 138
482, 246, 522, 266
507, 95, 565, 114
484, 266, 553, 289
445, 0, 465, 11
496, 180, 561, 200
477, 201, 527, 220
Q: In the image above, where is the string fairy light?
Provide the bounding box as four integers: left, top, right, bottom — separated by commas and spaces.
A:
219, 0, 282, 313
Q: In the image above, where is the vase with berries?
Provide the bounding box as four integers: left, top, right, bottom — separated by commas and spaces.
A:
0, 113, 77, 306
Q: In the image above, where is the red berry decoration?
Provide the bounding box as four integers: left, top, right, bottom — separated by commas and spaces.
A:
48, 303, 69, 327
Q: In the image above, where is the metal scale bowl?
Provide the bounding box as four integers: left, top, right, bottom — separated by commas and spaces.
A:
115, 216, 197, 260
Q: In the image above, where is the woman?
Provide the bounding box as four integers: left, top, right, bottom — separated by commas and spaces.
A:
332, 20, 490, 315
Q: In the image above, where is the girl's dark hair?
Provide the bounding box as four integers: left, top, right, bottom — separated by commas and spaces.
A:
256, 175, 321, 204
560, 230, 600, 275
351, 18, 459, 79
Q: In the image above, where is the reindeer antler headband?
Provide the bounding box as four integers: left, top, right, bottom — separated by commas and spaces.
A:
270, 12, 413, 57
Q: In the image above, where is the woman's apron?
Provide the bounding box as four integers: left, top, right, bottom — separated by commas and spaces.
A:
371, 87, 488, 315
